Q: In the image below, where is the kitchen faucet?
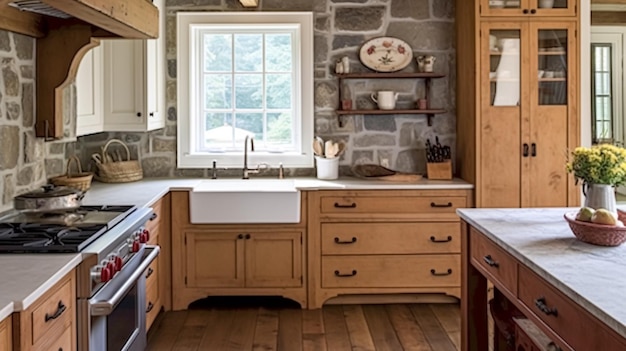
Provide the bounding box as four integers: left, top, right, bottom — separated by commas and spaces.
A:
243, 135, 258, 179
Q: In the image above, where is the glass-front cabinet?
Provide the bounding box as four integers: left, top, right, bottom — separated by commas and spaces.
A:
480, 0, 576, 17
479, 20, 576, 208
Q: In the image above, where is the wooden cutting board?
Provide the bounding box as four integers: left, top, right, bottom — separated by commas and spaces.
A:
352, 164, 423, 182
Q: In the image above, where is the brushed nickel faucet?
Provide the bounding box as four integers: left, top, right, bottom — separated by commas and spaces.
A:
243, 135, 258, 179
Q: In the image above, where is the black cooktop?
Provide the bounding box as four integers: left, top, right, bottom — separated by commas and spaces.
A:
0, 205, 136, 253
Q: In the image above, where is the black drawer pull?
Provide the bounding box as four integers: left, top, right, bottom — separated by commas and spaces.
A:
45, 301, 66, 322
145, 267, 154, 279
334, 237, 357, 244
334, 270, 357, 277
146, 301, 154, 313
237, 234, 244, 239
245, 233, 251, 239
430, 202, 452, 208
535, 297, 558, 316
334, 202, 357, 208
430, 235, 452, 243
150, 213, 158, 221
483, 255, 499, 268
430, 268, 453, 276
547, 342, 562, 351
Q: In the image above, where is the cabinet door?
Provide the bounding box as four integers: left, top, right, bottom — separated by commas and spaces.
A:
480, 22, 526, 207
480, 0, 576, 17
245, 232, 302, 288
146, 0, 165, 131
525, 22, 576, 207
185, 232, 245, 288
76, 43, 103, 136
102, 39, 145, 131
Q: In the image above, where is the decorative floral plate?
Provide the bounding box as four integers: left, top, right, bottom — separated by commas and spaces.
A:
359, 37, 413, 73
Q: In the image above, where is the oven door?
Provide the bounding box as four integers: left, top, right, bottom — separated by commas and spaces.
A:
88, 245, 160, 351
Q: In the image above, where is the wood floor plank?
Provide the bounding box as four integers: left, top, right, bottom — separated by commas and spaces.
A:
252, 308, 279, 351
223, 307, 259, 350
386, 304, 432, 351
277, 309, 303, 351
197, 309, 237, 350
342, 305, 376, 351
430, 303, 461, 351
410, 304, 457, 351
362, 304, 404, 351
172, 309, 221, 350
147, 310, 188, 351
322, 305, 352, 351
302, 308, 327, 351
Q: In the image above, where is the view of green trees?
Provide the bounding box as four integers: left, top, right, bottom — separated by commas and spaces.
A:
202, 31, 294, 151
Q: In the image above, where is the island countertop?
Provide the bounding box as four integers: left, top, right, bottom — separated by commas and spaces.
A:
457, 207, 626, 340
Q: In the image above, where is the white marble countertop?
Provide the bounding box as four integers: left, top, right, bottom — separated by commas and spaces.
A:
457, 207, 626, 340
0, 176, 472, 322
0, 254, 82, 320
82, 176, 473, 207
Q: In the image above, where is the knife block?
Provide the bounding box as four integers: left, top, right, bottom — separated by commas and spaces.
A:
426, 160, 452, 180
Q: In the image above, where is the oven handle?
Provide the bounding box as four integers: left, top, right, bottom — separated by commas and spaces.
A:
89, 245, 160, 316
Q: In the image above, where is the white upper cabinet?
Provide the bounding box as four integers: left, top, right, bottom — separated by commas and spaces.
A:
102, 0, 166, 132
76, 43, 104, 136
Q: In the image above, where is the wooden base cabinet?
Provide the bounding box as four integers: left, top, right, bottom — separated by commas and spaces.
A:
308, 189, 472, 309
12, 270, 76, 351
0, 315, 11, 351
171, 191, 307, 310
145, 194, 170, 332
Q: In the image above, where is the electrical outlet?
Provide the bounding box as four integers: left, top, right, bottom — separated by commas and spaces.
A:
380, 158, 390, 168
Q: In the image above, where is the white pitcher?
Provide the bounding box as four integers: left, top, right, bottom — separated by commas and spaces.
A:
371, 91, 399, 110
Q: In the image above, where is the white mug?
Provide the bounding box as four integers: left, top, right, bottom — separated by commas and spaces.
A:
371, 91, 399, 110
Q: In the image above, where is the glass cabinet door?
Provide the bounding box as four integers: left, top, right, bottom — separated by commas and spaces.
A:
485, 28, 522, 108
480, 0, 576, 17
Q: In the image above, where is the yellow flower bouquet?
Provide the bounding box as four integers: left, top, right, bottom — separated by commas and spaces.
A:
566, 144, 626, 187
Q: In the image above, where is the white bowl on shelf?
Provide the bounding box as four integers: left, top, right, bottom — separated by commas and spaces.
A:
490, 0, 505, 8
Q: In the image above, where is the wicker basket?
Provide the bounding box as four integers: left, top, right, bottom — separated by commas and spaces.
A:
50, 155, 93, 191
92, 139, 143, 183
563, 212, 626, 246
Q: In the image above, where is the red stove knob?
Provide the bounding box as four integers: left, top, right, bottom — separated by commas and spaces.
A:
142, 229, 150, 242
106, 260, 116, 274
132, 240, 140, 253
114, 256, 123, 271
100, 267, 111, 283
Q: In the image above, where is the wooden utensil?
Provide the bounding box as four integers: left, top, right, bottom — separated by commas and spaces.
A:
352, 164, 423, 182
313, 137, 324, 157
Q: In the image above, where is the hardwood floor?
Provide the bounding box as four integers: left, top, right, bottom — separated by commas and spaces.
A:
147, 299, 460, 351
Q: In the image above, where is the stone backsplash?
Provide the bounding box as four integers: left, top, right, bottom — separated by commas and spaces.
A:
0, 0, 456, 209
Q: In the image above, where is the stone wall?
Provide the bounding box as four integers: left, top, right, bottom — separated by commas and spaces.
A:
0, 0, 456, 208
77, 0, 456, 177
0, 30, 48, 213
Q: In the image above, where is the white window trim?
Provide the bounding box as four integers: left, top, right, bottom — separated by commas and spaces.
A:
177, 12, 314, 169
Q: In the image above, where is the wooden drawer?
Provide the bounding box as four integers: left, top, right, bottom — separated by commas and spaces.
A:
321, 222, 460, 255
518, 265, 626, 350
31, 276, 73, 346
146, 272, 160, 331
321, 254, 460, 288
470, 228, 517, 295
320, 194, 466, 215
146, 256, 159, 288
146, 197, 165, 233
0, 316, 11, 351
38, 324, 72, 351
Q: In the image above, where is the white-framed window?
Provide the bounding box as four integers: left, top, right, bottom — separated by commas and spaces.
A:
177, 12, 314, 169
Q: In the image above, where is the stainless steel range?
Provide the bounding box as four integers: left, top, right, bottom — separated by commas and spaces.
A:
0, 205, 160, 351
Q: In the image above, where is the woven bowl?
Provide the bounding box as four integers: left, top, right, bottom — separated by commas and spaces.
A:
564, 212, 626, 247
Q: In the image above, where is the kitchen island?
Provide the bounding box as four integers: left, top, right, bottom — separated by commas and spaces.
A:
458, 208, 626, 351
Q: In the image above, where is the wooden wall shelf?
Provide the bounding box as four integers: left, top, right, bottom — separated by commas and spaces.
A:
336, 72, 446, 127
